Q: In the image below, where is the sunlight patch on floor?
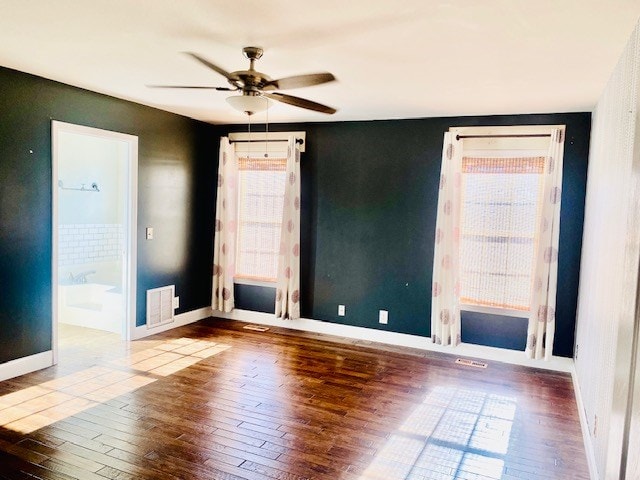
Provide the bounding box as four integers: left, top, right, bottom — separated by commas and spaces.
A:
0, 337, 230, 434
111, 337, 231, 376
359, 386, 516, 479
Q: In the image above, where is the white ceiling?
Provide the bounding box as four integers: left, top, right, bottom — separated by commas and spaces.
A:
1, 1, 639, 125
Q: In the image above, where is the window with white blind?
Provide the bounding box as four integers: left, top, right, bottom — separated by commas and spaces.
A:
235, 156, 287, 283
459, 156, 545, 315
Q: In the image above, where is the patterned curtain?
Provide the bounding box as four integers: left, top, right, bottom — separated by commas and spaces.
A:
431, 132, 462, 346
275, 137, 301, 319
526, 128, 564, 360
212, 137, 238, 312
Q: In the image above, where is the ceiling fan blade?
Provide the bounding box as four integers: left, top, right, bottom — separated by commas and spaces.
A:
264, 72, 336, 90
264, 92, 337, 114
184, 52, 234, 80
147, 85, 236, 91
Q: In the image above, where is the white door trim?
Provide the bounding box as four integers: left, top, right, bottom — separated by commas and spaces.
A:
51, 121, 138, 364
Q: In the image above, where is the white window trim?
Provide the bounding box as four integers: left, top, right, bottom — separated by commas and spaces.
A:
234, 277, 277, 288
449, 125, 564, 149
460, 303, 530, 319
228, 131, 306, 153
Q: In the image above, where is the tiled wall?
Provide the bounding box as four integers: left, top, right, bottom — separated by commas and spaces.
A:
58, 223, 124, 266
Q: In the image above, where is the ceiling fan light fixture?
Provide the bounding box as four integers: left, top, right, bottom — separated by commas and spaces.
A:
226, 94, 270, 115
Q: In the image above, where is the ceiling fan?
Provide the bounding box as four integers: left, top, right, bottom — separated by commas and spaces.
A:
150, 46, 337, 115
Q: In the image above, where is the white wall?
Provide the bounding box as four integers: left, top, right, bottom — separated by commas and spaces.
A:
574, 20, 640, 479
629, 343, 640, 479
58, 131, 126, 224
57, 131, 128, 286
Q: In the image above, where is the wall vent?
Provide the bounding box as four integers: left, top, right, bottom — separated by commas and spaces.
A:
243, 324, 270, 332
146, 285, 175, 329
455, 358, 488, 369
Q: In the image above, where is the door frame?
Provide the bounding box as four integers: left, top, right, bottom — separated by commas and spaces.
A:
51, 121, 138, 364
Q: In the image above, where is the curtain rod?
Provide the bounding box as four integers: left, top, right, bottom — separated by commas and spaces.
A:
230, 138, 304, 145
456, 133, 551, 140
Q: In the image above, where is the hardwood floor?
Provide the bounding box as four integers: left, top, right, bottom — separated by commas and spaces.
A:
0, 319, 589, 479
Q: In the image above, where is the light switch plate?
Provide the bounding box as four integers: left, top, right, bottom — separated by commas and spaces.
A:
338, 305, 345, 316
379, 310, 388, 324
146, 227, 153, 240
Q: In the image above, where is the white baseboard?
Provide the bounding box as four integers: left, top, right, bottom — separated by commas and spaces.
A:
0, 351, 53, 382
215, 309, 574, 373
132, 306, 213, 340
572, 368, 599, 480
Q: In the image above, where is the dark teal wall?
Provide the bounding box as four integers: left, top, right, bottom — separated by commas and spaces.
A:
0, 62, 589, 365
0, 66, 218, 364
222, 113, 590, 358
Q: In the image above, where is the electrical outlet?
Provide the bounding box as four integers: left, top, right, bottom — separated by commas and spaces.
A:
146, 227, 154, 240
173, 296, 179, 309
338, 305, 345, 316
379, 310, 388, 324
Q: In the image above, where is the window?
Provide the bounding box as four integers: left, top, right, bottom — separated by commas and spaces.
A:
235, 156, 287, 283
214, 133, 303, 316
459, 156, 545, 313
227, 131, 304, 287
432, 126, 565, 354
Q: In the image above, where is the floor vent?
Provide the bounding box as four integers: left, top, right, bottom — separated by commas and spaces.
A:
147, 285, 175, 329
455, 358, 488, 369
243, 324, 270, 332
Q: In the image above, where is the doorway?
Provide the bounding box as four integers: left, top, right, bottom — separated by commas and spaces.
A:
52, 121, 138, 364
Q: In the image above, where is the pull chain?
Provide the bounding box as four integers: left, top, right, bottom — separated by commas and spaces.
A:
265, 97, 269, 158
247, 111, 252, 159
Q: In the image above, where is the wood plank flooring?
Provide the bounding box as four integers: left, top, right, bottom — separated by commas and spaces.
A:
0, 319, 589, 479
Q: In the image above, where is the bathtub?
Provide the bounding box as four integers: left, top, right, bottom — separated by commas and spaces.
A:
58, 283, 124, 334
